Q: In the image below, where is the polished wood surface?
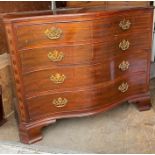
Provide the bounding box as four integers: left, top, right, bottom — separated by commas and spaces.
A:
65, 1, 151, 8
14, 9, 151, 50
23, 51, 148, 97
0, 1, 51, 55
0, 2, 51, 13
2, 6, 153, 144
20, 42, 150, 73
27, 72, 147, 121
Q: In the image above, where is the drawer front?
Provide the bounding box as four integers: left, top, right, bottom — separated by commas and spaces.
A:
20, 31, 151, 74
16, 21, 93, 50
23, 51, 148, 97
23, 63, 111, 97
110, 10, 152, 34
15, 10, 152, 50
27, 72, 147, 120
93, 11, 152, 41
20, 44, 94, 73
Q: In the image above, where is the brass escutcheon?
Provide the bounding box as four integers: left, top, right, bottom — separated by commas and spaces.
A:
119, 19, 131, 30
48, 50, 64, 62
118, 82, 129, 93
44, 27, 63, 40
118, 61, 130, 71
50, 73, 66, 84
52, 97, 68, 108
119, 40, 130, 51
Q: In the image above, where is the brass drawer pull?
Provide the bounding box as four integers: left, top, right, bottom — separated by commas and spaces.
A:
53, 97, 68, 108
119, 19, 131, 30
48, 50, 64, 62
50, 73, 66, 84
119, 40, 130, 51
44, 27, 63, 40
119, 61, 130, 71
118, 82, 129, 93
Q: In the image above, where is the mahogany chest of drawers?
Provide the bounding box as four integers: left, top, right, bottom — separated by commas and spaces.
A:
2, 7, 153, 144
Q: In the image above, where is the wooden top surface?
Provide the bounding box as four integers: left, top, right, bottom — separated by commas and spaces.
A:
1, 6, 153, 23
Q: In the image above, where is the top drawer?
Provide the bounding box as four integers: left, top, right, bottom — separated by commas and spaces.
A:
15, 9, 152, 50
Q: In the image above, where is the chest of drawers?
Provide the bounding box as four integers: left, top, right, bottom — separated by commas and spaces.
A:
2, 7, 153, 144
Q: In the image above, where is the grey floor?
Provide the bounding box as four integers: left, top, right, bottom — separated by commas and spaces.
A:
0, 79, 155, 153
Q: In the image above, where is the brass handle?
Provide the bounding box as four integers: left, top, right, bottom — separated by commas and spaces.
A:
50, 73, 66, 84
119, 19, 131, 30
44, 27, 63, 40
118, 82, 129, 93
118, 61, 130, 71
119, 40, 130, 51
53, 97, 68, 108
48, 50, 64, 62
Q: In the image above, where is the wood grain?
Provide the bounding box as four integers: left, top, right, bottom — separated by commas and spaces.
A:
27, 72, 147, 121
2, 6, 153, 144
0, 1, 51, 55
19, 42, 150, 73
23, 51, 148, 97
14, 10, 152, 50
66, 1, 150, 8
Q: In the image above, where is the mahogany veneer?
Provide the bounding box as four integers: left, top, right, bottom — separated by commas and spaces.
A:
2, 7, 153, 144
65, 1, 151, 8
0, 1, 51, 55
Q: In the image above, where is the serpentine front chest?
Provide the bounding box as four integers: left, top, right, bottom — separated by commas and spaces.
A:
2, 7, 153, 144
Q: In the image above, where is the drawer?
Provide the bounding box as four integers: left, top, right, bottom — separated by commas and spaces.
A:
23, 63, 111, 97
20, 44, 94, 73
15, 9, 152, 50
20, 30, 151, 74
93, 11, 152, 41
23, 51, 148, 97
26, 72, 147, 120
16, 21, 93, 50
